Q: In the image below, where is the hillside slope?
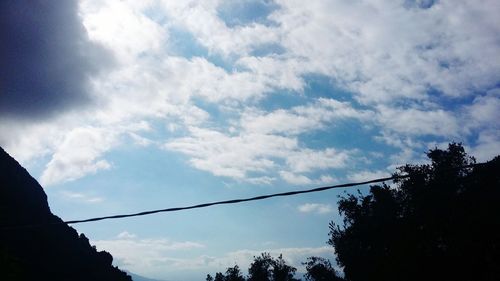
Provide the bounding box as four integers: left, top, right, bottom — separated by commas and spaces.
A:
0, 147, 132, 281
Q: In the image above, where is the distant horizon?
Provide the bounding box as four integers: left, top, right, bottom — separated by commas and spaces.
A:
1, 0, 499, 280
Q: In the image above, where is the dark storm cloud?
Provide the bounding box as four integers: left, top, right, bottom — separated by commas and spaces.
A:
0, 0, 113, 120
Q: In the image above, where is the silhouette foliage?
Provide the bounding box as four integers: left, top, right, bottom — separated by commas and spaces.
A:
214, 272, 225, 281
247, 253, 299, 281
248, 252, 274, 281
302, 256, 343, 281
225, 265, 246, 281
272, 254, 299, 281
328, 143, 500, 281
207, 253, 300, 281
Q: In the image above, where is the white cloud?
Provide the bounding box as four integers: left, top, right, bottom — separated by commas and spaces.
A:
279, 171, 337, 186
164, 57, 271, 102
279, 171, 314, 185
347, 170, 391, 183
236, 56, 306, 92
93, 233, 206, 277
286, 148, 351, 173
241, 98, 373, 135
374, 130, 435, 168
40, 127, 117, 186
128, 132, 155, 147
117, 231, 137, 239
0, 121, 64, 164
165, 125, 354, 182
245, 176, 276, 185
177, 100, 364, 182
3, 0, 287, 185
268, 0, 500, 104
159, 0, 280, 56
81, 0, 166, 64
469, 130, 500, 162
376, 105, 460, 137
164, 127, 297, 179
297, 203, 333, 215
2, 0, 498, 194
241, 108, 320, 136
88, 55, 277, 127
94, 232, 334, 277
317, 175, 337, 185
463, 89, 500, 131
61, 191, 104, 204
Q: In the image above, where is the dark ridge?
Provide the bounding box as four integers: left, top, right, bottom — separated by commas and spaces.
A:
0, 146, 132, 281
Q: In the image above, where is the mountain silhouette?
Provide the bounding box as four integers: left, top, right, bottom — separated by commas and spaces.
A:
0, 147, 132, 281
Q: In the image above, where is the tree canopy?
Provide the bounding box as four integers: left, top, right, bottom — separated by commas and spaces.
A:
329, 143, 500, 281
302, 257, 342, 281
207, 253, 300, 281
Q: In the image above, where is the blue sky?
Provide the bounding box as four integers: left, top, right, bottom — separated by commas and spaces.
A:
1, 0, 499, 280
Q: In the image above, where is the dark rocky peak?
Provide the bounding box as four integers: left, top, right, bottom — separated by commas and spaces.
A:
0, 147, 50, 226
0, 146, 131, 281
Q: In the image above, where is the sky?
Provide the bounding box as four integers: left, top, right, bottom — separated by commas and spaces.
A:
1, 0, 499, 280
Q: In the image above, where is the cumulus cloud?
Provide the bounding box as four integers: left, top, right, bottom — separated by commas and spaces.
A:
0, 0, 113, 120
0, 120, 66, 164
463, 89, 500, 131
279, 171, 314, 185
217, 0, 279, 27
117, 231, 137, 239
376, 106, 460, 137
160, 0, 280, 56
279, 171, 337, 185
286, 148, 351, 173
297, 203, 333, 214
267, 0, 500, 103
1, 0, 498, 191
164, 127, 297, 179
93, 232, 206, 276
81, 0, 165, 64
469, 131, 500, 162
145, 0, 500, 176
164, 124, 354, 182
347, 170, 392, 183
94, 232, 333, 277
40, 127, 117, 186
163, 98, 361, 182
241, 98, 373, 135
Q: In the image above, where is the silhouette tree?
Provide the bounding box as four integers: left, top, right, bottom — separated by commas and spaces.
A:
214, 272, 225, 281
225, 265, 245, 281
207, 253, 300, 281
246, 252, 299, 281
303, 257, 342, 281
248, 253, 273, 281
272, 254, 299, 281
328, 143, 500, 281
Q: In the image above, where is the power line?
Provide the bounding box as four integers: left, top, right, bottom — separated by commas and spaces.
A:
65, 174, 408, 225
2, 162, 484, 230
1, 174, 404, 231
